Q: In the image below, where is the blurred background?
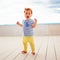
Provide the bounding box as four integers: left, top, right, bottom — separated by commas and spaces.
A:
0, 0, 60, 36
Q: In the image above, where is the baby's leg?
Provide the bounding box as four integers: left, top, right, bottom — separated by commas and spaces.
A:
29, 37, 35, 55
22, 36, 28, 52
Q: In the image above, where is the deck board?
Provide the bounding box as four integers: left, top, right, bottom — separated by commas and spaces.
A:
0, 36, 60, 60
53, 36, 60, 60
35, 37, 48, 60
46, 37, 56, 60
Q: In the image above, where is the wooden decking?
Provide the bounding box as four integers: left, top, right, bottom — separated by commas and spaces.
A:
0, 36, 60, 60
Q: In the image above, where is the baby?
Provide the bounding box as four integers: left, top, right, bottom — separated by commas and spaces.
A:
16, 8, 37, 55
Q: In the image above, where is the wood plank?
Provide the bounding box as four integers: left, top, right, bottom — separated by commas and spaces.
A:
35, 36, 48, 60
46, 36, 56, 60
0, 36, 60, 60
3, 48, 21, 60
13, 51, 30, 60
0, 37, 22, 60
1, 49, 18, 60
4, 38, 23, 60
53, 36, 60, 60
0, 50, 13, 60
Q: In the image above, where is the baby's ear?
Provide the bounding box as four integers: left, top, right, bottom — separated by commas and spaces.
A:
24, 11, 25, 13
24, 8, 26, 13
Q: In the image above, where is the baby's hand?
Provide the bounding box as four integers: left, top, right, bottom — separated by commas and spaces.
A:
16, 21, 20, 25
34, 18, 37, 23
32, 18, 37, 28
16, 21, 22, 27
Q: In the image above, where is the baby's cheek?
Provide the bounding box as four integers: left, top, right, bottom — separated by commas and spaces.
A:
25, 14, 26, 16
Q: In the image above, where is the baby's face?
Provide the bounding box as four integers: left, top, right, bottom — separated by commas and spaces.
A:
24, 10, 32, 19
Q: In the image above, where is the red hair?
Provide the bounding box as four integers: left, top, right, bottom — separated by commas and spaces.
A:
24, 8, 32, 14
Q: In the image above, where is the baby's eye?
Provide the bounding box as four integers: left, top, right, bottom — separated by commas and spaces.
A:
26, 13, 28, 14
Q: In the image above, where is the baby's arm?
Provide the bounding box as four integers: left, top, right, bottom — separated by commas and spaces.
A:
32, 18, 37, 28
16, 21, 23, 27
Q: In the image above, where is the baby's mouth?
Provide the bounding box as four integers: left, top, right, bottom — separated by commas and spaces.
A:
27, 16, 29, 18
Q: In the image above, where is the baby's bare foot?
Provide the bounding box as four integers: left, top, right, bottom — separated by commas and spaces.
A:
22, 51, 27, 54
32, 52, 35, 55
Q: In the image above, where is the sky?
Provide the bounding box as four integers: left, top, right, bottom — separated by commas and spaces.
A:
0, 0, 60, 25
